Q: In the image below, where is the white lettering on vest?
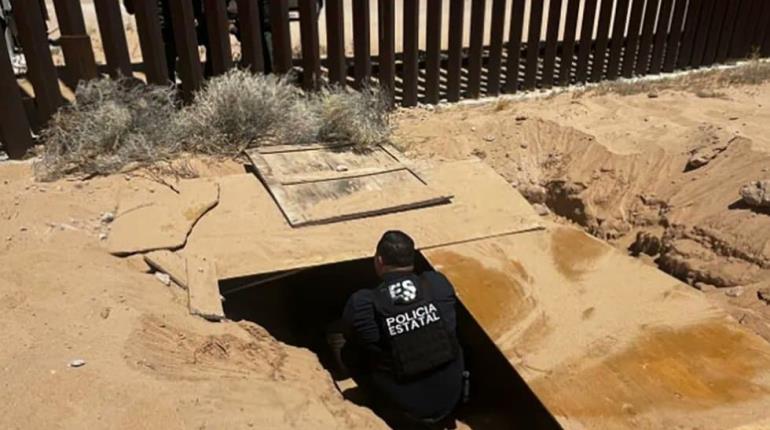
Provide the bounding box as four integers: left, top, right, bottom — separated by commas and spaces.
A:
385, 303, 441, 337
388, 279, 418, 303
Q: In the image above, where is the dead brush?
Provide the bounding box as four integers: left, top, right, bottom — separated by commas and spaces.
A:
313, 85, 392, 149
35, 71, 394, 179
35, 78, 180, 181
176, 69, 319, 154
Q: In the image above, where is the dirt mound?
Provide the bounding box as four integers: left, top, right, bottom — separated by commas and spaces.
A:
395, 82, 770, 340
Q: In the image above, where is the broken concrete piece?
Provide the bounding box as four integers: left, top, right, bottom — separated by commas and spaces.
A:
143, 250, 188, 289
154, 272, 171, 286
740, 180, 770, 208
186, 254, 224, 321
100, 212, 115, 224
724, 286, 744, 298
68, 359, 86, 368
106, 179, 219, 255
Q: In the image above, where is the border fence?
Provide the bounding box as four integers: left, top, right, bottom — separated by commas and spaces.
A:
1, 0, 770, 159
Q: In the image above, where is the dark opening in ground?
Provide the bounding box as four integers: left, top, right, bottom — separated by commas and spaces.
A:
221, 255, 559, 429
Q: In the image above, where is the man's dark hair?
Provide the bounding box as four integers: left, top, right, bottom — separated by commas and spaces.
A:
376, 230, 415, 267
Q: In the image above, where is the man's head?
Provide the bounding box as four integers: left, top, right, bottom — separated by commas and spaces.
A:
374, 230, 415, 277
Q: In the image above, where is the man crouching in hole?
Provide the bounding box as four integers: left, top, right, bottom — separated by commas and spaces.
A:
329, 230, 465, 430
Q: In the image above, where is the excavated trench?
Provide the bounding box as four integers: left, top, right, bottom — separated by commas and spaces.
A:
221, 255, 559, 429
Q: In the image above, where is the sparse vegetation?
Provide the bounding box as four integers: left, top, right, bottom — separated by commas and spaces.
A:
35, 69, 392, 180
575, 57, 770, 98
177, 70, 319, 154
314, 85, 391, 148
36, 78, 180, 181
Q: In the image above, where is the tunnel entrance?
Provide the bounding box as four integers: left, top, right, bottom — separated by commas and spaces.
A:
220, 255, 559, 429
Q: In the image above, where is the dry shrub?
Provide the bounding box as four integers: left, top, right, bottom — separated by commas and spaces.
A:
177, 69, 319, 154
314, 85, 391, 149
35, 78, 179, 181
36, 70, 393, 179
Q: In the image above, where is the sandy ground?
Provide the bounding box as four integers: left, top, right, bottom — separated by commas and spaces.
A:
0, 160, 388, 429
393, 75, 770, 343
0, 3, 764, 429
2, 72, 769, 429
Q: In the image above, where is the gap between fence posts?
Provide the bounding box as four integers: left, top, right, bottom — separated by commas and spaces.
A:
0, 32, 33, 159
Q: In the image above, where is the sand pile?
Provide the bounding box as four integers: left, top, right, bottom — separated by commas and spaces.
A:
394, 78, 770, 341
0, 160, 387, 429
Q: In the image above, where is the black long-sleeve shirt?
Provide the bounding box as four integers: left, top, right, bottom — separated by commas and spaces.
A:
342, 270, 464, 420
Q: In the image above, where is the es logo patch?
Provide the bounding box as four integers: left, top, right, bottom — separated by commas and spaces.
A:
388, 279, 417, 304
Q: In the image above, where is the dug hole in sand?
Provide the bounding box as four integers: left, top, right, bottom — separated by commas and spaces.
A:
3, 79, 770, 429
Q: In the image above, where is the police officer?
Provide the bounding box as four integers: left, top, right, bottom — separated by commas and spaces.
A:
340, 230, 464, 429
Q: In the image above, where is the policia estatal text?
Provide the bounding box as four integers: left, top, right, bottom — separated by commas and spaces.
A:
338, 231, 464, 429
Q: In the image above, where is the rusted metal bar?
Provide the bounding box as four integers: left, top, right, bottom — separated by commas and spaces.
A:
447, 0, 464, 100
678, 0, 703, 67
622, 0, 646, 77
425, 0, 443, 103
606, 0, 629, 80
575, 0, 597, 83
649, 0, 674, 74
52, 0, 99, 85
524, 0, 544, 90
352, 0, 371, 88
558, 0, 580, 85
403, 0, 419, 106
590, 0, 613, 82
0, 34, 33, 159
716, 0, 741, 63
169, 0, 204, 99
270, 0, 292, 73
94, 0, 132, 78
467, 0, 486, 97
729, 0, 752, 59
691, 0, 716, 68
326, 0, 346, 85
755, 1, 770, 57
204, 0, 233, 75
299, 0, 321, 89
487, 0, 507, 94
763, 6, 770, 57
542, 0, 563, 88
10, 0, 62, 122
636, 0, 660, 75
378, 0, 395, 94
237, 0, 265, 73
663, 0, 687, 72
504, 0, 526, 92
133, 0, 169, 84
701, 0, 726, 66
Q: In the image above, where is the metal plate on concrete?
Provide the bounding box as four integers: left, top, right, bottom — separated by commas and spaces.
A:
245, 144, 452, 227
184, 159, 543, 280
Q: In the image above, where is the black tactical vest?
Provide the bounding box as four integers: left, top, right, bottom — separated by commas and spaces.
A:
372, 274, 458, 380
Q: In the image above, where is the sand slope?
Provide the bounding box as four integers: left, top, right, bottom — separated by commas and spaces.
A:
395, 80, 770, 341
0, 162, 386, 430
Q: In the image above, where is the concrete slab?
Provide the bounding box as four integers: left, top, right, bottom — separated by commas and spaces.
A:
184, 160, 543, 279
106, 179, 220, 255
424, 226, 770, 430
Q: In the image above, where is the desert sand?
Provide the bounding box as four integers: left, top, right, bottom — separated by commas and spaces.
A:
0, 159, 389, 429
394, 74, 770, 342
2, 73, 770, 428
